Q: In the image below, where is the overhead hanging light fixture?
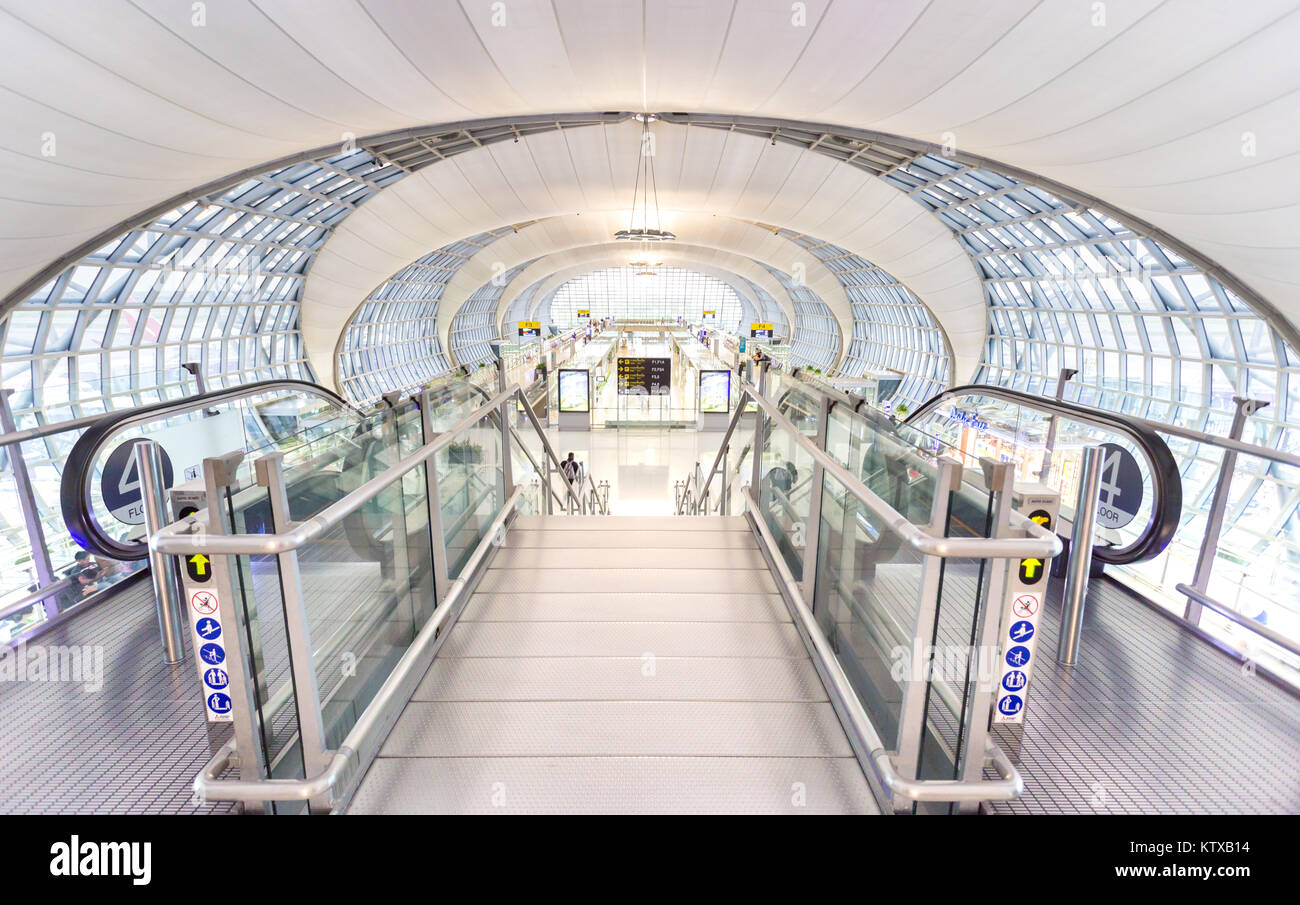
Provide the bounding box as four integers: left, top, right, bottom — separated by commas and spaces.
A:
615, 115, 675, 242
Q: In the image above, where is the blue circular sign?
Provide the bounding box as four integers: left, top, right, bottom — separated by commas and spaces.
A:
997, 694, 1024, 716
203, 667, 229, 690
206, 692, 232, 715
198, 642, 225, 666
195, 617, 221, 641
1005, 645, 1031, 668
1002, 670, 1028, 692
1008, 620, 1036, 643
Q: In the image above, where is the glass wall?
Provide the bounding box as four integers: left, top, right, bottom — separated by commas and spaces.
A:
337, 226, 526, 404
882, 152, 1300, 671
0, 149, 403, 616
449, 260, 536, 367
772, 229, 950, 409
757, 263, 840, 371
549, 266, 745, 327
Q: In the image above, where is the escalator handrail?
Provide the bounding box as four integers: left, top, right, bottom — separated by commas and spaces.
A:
61, 379, 359, 560
903, 383, 1183, 566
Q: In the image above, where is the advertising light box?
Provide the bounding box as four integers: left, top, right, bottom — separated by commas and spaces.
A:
557, 369, 590, 413
698, 370, 731, 413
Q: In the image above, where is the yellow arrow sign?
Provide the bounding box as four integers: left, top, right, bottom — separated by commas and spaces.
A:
187, 553, 211, 582
1019, 558, 1044, 583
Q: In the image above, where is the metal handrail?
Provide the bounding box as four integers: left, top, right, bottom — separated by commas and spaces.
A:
194, 485, 523, 806
725, 384, 1060, 561
1135, 417, 1300, 468
0, 411, 113, 448
152, 386, 517, 556
1175, 584, 1300, 658
744, 487, 1023, 805
513, 385, 590, 514
0, 576, 72, 622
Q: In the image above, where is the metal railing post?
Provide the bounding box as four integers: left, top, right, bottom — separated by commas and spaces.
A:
181, 361, 208, 396
134, 439, 187, 663
199, 452, 270, 813
750, 367, 769, 496
1038, 367, 1077, 479
1058, 445, 1104, 666
1184, 396, 1266, 624
799, 395, 834, 605
254, 451, 332, 812
418, 389, 452, 600
955, 459, 1017, 814
892, 457, 963, 811
498, 364, 514, 496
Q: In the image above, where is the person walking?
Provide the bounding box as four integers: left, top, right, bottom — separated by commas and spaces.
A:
560, 452, 580, 486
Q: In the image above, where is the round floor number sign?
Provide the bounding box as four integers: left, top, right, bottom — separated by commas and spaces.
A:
1096, 442, 1144, 530
100, 441, 174, 525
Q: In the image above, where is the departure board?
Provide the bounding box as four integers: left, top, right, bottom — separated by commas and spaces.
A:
617, 357, 671, 396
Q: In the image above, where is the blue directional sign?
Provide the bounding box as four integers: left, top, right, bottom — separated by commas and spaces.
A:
199, 642, 226, 665
1002, 670, 1028, 692
195, 617, 221, 641
1008, 620, 1036, 643
1005, 645, 1031, 668
206, 692, 233, 715
203, 667, 229, 690
997, 694, 1024, 716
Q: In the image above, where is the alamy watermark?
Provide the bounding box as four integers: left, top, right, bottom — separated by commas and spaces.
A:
890, 639, 1002, 692
0, 642, 104, 692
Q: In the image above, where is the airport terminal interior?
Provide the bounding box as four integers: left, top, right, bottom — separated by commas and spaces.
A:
0, 0, 1297, 817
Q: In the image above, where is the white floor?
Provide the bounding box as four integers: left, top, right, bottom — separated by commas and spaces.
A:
543, 425, 730, 515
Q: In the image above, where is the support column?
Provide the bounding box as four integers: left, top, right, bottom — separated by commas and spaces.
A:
1184, 396, 1267, 624
0, 389, 55, 597
1058, 446, 1103, 665
134, 439, 187, 663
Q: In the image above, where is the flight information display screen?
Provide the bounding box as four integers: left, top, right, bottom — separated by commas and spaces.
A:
617, 357, 671, 396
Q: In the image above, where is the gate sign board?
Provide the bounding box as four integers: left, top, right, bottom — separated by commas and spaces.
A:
617, 357, 671, 396
172, 485, 234, 723
1096, 442, 1144, 530
994, 484, 1060, 726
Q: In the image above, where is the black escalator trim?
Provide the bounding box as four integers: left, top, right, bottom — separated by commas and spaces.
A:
62, 379, 354, 560
904, 383, 1183, 567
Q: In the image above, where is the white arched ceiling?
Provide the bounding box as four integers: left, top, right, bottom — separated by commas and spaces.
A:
3, 0, 1300, 350
431, 216, 838, 352
303, 120, 977, 384
521, 259, 768, 329
489, 241, 798, 337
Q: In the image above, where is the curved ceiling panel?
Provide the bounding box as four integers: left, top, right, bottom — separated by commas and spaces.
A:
2, 0, 1298, 348
302, 119, 979, 383
488, 241, 798, 338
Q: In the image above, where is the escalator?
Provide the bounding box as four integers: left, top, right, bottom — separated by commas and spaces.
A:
903, 384, 1182, 565
750, 371, 1182, 568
